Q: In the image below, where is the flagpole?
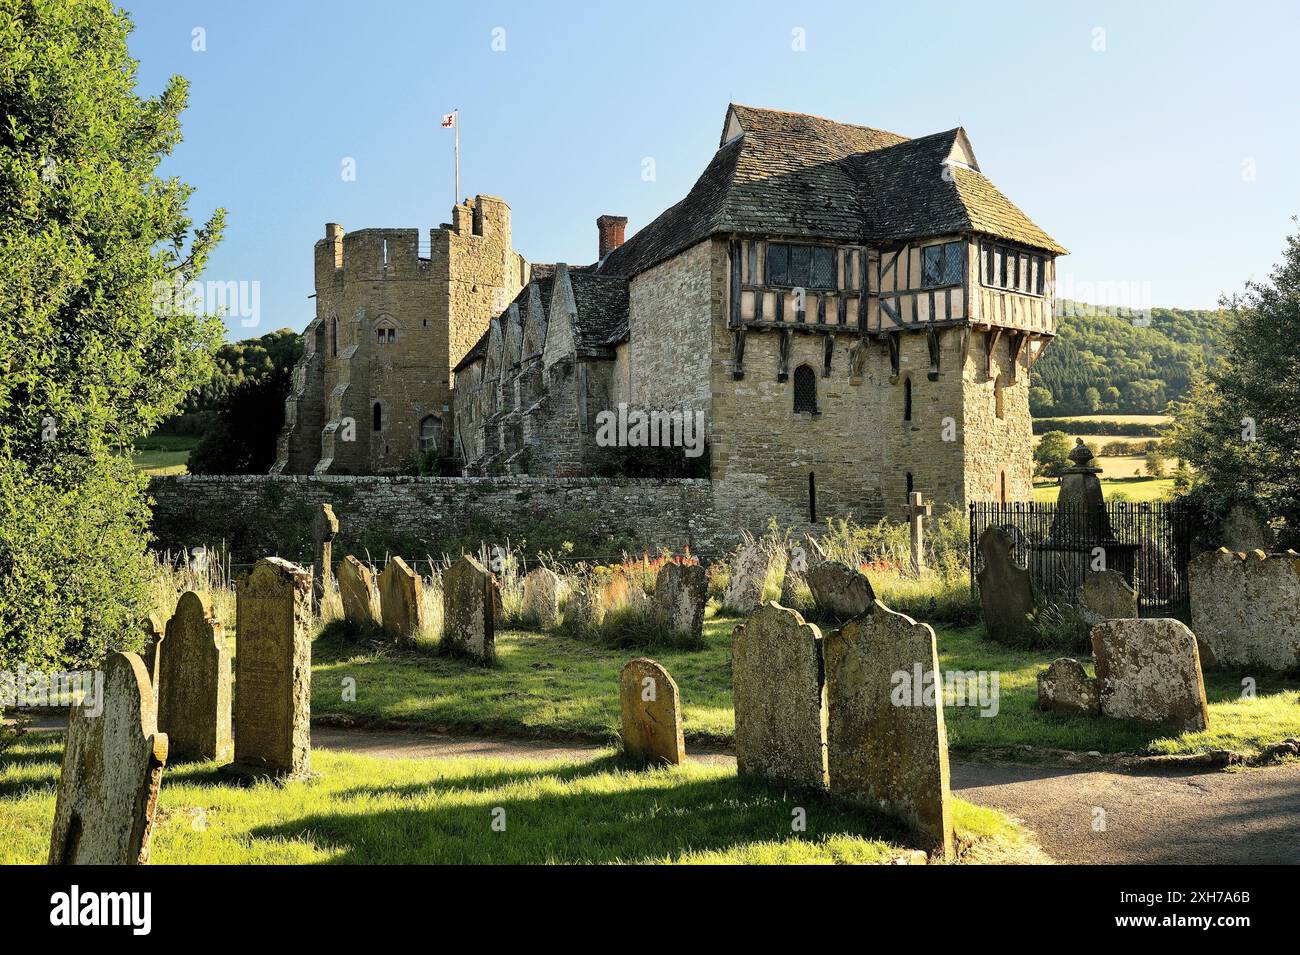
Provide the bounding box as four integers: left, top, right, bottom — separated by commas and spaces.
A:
453, 108, 460, 207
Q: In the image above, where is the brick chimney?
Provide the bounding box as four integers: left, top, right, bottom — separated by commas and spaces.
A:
597, 215, 628, 259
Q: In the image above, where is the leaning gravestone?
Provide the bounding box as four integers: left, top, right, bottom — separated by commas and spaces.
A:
48, 653, 168, 865
379, 557, 423, 643
521, 567, 561, 628
825, 602, 954, 861
336, 555, 379, 630
651, 562, 708, 644
1078, 569, 1138, 626
1092, 618, 1210, 732
442, 555, 499, 664
806, 561, 876, 621
231, 558, 313, 778
731, 603, 828, 789
157, 591, 232, 762
977, 525, 1035, 645
724, 543, 786, 614
1037, 658, 1101, 716
312, 503, 339, 608
619, 658, 686, 766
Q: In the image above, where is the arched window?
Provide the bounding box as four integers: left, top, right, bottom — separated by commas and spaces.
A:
375, 317, 397, 345
419, 415, 442, 455
903, 377, 913, 421
793, 364, 817, 414
372, 403, 383, 432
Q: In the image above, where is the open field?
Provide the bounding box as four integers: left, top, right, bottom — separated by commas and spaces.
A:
132, 434, 197, 476
0, 735, 1028, 864
1040, 414, 1172, 426
1032, 477, 1179, 503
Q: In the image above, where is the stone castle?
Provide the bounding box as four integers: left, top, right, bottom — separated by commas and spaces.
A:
275, 104, 1065, 528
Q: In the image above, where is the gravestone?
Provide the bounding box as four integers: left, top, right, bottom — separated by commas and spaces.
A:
138, 613, 165, 698
231, 558, 313, 778
1078, 569, 1139, 626
1218, 502, 1271, 553
1037, 658, 1101, 716
336, 554, 379, 630
1190, 548, 1300, 672
312, 503, 339, 608
805, 561, 876, 621
824, 602, 954, 861
48, 653, 168, 865
521, 567, 561, 628
157, 591, 232, 762
651, 562, 708, 644
564, 580, 601, 630
724, 543, 786, 614
977, 525, 1035, 645
378, 557, 423, 643
1092, 618, 1210, 732
619, 658, 686, 766
442, 555, 498, 663
731, 602, 828, 789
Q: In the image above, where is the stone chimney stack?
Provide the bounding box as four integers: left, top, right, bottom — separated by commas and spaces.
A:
597, 215, 628, 260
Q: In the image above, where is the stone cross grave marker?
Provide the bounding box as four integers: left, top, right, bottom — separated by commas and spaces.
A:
232, 557, 313, 778
337, 554, 379, 630
48, 652, 168, 865
906, 492, 932, 575
731, 602, 828, 789
824, 601, 954, 861
312, 503, 339, 607
619, 657, 686, 766
442, 555, 499, 664
158, 591, 232, 762
379, 556, 423, 643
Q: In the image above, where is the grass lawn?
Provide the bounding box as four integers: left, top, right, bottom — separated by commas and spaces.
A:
1040, 414, 1172, 426
132, 434, 197, 476
310, 614, 1300, 758
1033, 477, 1178, 503
0, 735, 1029, 864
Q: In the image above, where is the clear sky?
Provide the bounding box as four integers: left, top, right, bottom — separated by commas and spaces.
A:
121, 0, 1300, 339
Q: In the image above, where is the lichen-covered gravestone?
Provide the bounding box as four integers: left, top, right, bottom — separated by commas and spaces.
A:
378, 557, 423, 643
651, 562, 708, 644
824, 602, 954, 861
619, 658, 686, 766
337, 554, 379, 630
977, 526, 1035, 645
1092, 618, 1210, 732
157, 591, 232, 762
1190, 548, 1300, 672
806, 561, 876, 621
442, 555, 499, 664
1078, 569, 1138, 626
48, 653, 168, 865
312, 503, 339, 608
521, 567, 561, 628
1037, 658, 1101, 716
231, 558, 313, 778
731, 602, 828, 789
724, 543, 786, 614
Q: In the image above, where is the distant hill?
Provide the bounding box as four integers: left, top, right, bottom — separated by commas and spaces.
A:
1030, 300, 1231, 416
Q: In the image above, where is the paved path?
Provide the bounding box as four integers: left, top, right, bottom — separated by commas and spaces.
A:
21, 716, 1300, 864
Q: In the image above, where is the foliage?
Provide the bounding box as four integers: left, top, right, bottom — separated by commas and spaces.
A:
0, 0, 225, 668
1170, 225, 1300, 535
1032, 418, 1165, 437
187, 364, 290, 474
1030, 300, 1231, 415
1033, 430, 1073, 477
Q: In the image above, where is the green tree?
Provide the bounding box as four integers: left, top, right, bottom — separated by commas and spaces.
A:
1143, 448, 1166, 478
1170, 226, 1300, 533
188, 366, 290, 475
1034, 430, 1073, 477
0, 0, 225, 669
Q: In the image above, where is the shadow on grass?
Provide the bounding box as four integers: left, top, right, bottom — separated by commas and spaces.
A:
249, 767, 916, 865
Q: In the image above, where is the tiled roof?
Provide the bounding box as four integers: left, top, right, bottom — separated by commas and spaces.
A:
598, 104, 1064, 277
568, 272, 629, 355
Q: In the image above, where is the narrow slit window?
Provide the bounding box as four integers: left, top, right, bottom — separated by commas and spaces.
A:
372, 403, 383, 432
903, 377, 913, 421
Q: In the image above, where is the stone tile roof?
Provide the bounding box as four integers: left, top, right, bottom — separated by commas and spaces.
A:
568, 272, 629, 355
598, 104, 1064, 278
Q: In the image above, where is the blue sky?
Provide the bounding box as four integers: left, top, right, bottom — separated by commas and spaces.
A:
122, 0, 1300, 339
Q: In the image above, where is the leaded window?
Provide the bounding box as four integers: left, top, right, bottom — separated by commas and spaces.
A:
793, 364, 818, 414
765, 243, 836, 290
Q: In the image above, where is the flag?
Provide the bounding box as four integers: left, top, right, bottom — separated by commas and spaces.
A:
440, 111, 456, 128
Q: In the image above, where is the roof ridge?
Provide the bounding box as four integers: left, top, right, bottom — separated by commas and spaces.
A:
728, 102, 910, 141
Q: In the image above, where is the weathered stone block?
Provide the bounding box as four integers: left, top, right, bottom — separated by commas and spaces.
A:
48, 653, 168, 865
651, 561, 707, 644
806, 561, 876, 621
442, 555, 498, 663
337, 554, 379, 630
157, 591, 232, 762
824, 602, 954, 861
1092, 618, 1210, 732
977, 526, 1035, 645
1036, 658, 1101, 716
379, 557, 423, 643
1190, 548, 1300, 673
619, 658, 686, 766
724, 543, 786, 614
1078, 569, 1138, 626
731, 602, 828, 789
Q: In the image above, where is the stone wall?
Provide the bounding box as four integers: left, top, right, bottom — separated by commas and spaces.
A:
1189, 548, 1300, 673
627, 238, 715, 412
148, 475, 728, 564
